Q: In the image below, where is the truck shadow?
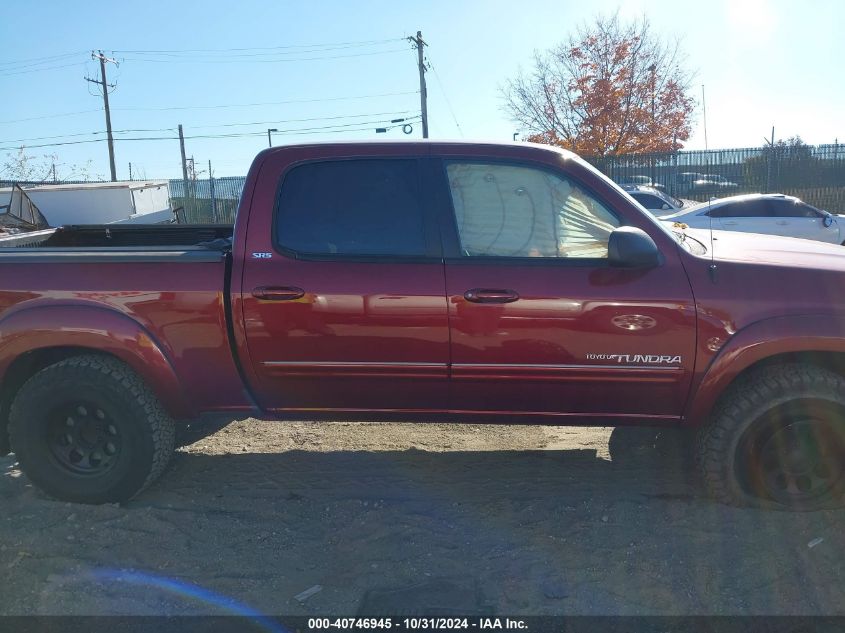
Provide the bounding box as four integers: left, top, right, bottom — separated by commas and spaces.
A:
155, 426, 702, 508
3, 426, 844, 616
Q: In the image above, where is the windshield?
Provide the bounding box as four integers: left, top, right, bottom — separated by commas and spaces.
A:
661, 191, 684, 208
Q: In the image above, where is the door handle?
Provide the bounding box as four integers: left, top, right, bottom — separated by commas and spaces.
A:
252, 286, 305, 301
464, 288, 520, 304
776, 221, 789, 226
722, 221, 738, 226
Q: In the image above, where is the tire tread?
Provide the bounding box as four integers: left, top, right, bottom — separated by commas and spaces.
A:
9, 354, 175, 502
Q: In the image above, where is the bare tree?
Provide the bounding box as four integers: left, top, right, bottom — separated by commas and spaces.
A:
2, 147, 96, 182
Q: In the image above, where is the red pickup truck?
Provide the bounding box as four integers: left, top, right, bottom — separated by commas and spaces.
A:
1, 141, 844, 509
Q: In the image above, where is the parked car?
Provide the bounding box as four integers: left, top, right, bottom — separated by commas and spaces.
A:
670, 172, 705, 194
621, 185, 693, 214
660, 193, 843, 244
615, 174, 666, 193
2, 141, 845, 511
670, 172, 739, 196
692, 174, 739, 193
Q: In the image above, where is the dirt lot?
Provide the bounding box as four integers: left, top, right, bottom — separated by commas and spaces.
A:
1, 420, 844, 616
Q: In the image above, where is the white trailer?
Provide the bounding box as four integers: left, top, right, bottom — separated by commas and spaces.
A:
0, 181, 173, 226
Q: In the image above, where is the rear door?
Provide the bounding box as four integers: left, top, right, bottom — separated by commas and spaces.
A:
712, 199, 772, 234
435, 157, 697, 421
241, 152, 450, 413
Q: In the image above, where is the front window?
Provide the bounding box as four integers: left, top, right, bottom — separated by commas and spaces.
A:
445, 162, 620, 259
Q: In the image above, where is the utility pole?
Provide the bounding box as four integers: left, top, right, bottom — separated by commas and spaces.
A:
267, 128, 278, 147
409, 31, 429, 138
701, 84, 708, 151
85, 51, 118, 181
764, 126, 775, 193
178, 124, 188, 182
209, 159, 217, 223
128, 162, 133, 180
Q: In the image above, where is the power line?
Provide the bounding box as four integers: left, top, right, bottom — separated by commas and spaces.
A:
0, 61, 87, 77
427, 57, 464, 137
183, 116, 422, 139
0, 56, 86, 72
114, 90, 419, 112
117, 48, 411, 64
110, 38, 404, 54
0, 116, 422, 152
0, 109, 103, 125
113, 42, 406, 59
0, 50, 87, 68
0, 138, 116, 151
187, 110, 417, 131
0, 111, 416, 144
0, 127, 177, 144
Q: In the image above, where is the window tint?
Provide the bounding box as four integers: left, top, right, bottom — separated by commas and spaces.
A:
710, 200, 770, 218
771, 200, 820, 218
275, 159, 427, 257
445, 162, 620, 258
631, 193, 664, 209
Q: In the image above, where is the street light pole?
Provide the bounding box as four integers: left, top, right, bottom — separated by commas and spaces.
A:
267, 128, 278, 147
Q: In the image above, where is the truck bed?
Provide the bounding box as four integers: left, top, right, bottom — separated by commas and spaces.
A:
0, 224, 234, 262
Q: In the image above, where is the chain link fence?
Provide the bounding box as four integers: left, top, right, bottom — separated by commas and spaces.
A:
169, 177, 244, 224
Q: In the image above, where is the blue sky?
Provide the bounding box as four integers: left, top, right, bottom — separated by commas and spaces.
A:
1, 0, 843, 179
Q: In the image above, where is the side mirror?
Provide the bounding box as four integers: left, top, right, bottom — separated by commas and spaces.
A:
608, 226, 662, 268
661, 203, 672, 211
823, 213, 834, 228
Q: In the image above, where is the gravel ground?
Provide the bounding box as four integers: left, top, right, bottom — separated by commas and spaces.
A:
1, 420, 843, 616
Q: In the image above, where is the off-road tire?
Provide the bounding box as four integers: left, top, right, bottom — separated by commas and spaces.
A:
697, 363, 845, 510
9, 354, 175, 504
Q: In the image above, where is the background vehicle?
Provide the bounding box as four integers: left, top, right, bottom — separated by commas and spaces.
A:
670, 172, 705, 195
622, 184, 692, 214
660, 193, 843, 244
615, 174, 667, 192
692, 174, 739, 195
1, 141, 844, 512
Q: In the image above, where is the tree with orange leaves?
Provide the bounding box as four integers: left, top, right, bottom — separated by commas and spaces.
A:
503, 13, 696, 156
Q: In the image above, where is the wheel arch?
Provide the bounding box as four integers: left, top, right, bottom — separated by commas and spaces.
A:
684, 314, 845, 426
0, 304, 195, 445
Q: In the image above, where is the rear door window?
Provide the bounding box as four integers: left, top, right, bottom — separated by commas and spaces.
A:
275, 159, 428, 257
710, 200, 770, 218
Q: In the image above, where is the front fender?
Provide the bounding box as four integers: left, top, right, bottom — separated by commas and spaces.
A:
0, 304, 194, 419
684, 314, 845, 426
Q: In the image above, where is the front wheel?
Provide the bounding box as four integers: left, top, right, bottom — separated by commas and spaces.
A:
697, 364, 845, 510
9, 355, 175, 504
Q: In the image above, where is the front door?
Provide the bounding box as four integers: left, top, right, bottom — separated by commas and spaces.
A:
769, 198, 840, 243
436, 159, 697, 422
241, 155, 449, 413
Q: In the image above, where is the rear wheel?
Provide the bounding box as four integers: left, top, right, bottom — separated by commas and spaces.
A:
697, 364, 845, 510
9, 355, 175, 504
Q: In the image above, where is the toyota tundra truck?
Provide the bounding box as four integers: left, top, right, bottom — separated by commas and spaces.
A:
1, 141, 843, 509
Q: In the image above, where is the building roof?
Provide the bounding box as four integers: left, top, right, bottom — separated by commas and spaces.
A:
0, 180, 168, 194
